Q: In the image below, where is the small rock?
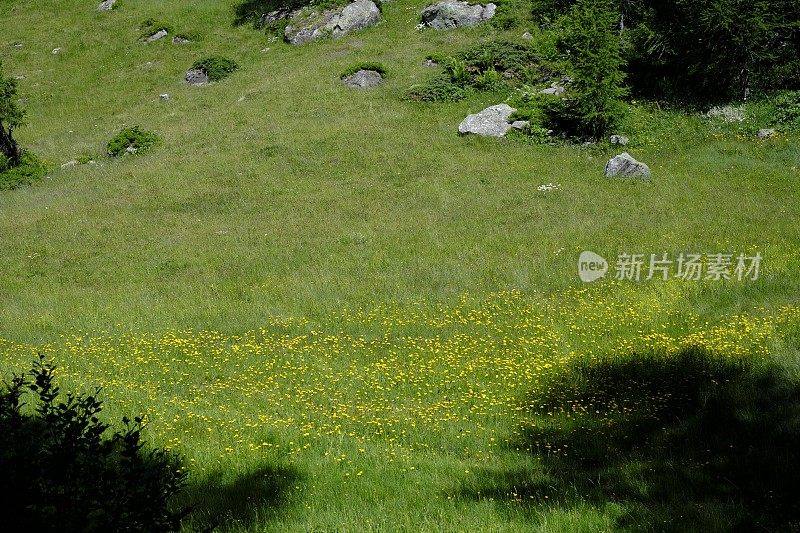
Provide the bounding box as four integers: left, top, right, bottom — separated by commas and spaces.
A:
159, 93, 170, 101
420, 1, 496, 29
125, 146, 138, 155
458, 104, 516, 137
521, 31, 532, 40
257, 8, 297, 28
52, 48, 62, 55
146, 30, 168, 43
604, 152, 651, 179
97, 0, 116, 12
185, 68, 209, 86
172, 36, 192, 44
511, 120, 529, 130
261, 47, 272, 52
757, 128, 776, 140
541, 86, 565, 96
14, 75, 25, 80
61, 160, 78, 169
342, 69, 383, 89
610, 134, 629, 146
13, 42, 23, 48
424, 59, 438, 68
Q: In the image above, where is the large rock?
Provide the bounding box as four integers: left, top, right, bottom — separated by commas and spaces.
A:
97, 0, 116, 12
285, 0, 381, 45
185, 68, 209, 86
342, 69, 383, 89
421, 1, 496, 29
458, 104, 516, 137
604, 152, 651, 179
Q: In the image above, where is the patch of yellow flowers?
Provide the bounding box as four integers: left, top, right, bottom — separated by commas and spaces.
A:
1, 285, 797, 461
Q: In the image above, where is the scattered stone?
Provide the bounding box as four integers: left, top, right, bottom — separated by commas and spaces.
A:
285, 0, 381, 45
14, 75, 25, 80
610, 134, 629, 146
604, 152, 651, 179
421, 1, 496, 29
52, 48, 62, 55
258, 8, 297, 28
159, 93, 170, 101
458, 104, 516, 137
521, 31, 533, 40
185, 68, 209, 86
61, 160, 78, 169
13, 42, 23, 48
146, 30, 168, 43
537, 183, 560, 192
424, 58, 438, 67
706, 105, 745, 123
261, 47, 272, 52
511, 120, 529, 130
125, 146, 138, 155
757, 128, 776, 140
172, 36, 192, 44
342, 69, 383, 89
97, 0, 116, 12
541, 86, 565, 96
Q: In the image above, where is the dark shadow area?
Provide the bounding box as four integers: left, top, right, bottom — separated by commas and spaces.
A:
180, 463, 299, 532
233, 0, 307, 27
465, 347, 800, 532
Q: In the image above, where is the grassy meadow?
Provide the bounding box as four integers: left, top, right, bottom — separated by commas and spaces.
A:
1, 0, 800, 530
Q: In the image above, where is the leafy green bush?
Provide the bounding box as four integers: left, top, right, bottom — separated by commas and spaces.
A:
404, 72, 469, 102
107, 126, 160, 156
0, 355, 189, 532
768, 91, 800, 130
341, 62, 387, 78
458, 40, 538, 76
191, 56, 239, 82
0, 151, 46, 190
543, 0, 627, 140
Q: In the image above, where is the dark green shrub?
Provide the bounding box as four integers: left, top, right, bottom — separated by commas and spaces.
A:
0, 151, 46, 190
404, 72, 469, 102
341, 62, 387, 78
544, 0, 627, 140
107, 126, 160, 156
0, 355, 189, 532
459, 40, 538, 75
191, 56, 239, 82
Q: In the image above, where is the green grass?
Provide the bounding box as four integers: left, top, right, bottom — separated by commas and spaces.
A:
1, 0, 800, 530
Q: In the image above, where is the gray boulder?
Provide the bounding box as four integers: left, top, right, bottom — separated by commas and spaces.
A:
421, 1, 496, 29
97, 0, 116, 12
342, 69, 383, 89
610, 134, 629, 146
458, 104, 516, 137
521, 31, 533, 40
511, 120, 529, 130
146, 30, 168, 43
185, 68, 209, 86
172, 36, 192, 44
757, 128, 776, 140
285, 0, 381, 45
604, 152, 651, 179
541, 86, 565, 96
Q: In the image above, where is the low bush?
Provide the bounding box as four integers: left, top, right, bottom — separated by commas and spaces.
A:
0, 355, 189, 532
0, 151, 46, 190
107, 126, 160, 156
404, 72, 469, 102
341, 62, 387, 78
191, 56, 239, 82
139, 18, 174, 39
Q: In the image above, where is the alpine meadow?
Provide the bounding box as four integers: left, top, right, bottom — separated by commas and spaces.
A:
1, 0, 800, 531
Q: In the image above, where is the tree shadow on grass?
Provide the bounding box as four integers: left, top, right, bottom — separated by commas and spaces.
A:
232, 0, 307, 26
465, 347, 800, 532
180, 463, 299, 532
